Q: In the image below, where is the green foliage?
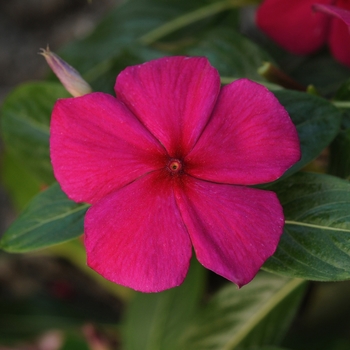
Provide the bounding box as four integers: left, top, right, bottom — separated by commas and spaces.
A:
1, 82, 70, 184
1, 153, 41, 210
182, 273, 306, 349
274, 91, 342, 178
265, 172, 350, 281
123, 258, 206, 350
60, 0, 235, 80
0, 183, 89, 252
186, 27, 273, 80
329, 126, 350, 179
328, 113, 350, 178
290, 54, 350, 96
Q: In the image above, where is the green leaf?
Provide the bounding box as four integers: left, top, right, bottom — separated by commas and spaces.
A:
328, 110, 350, 179
60, 1, 175, 74
290, 54, 350, 96
85, 45, 166, 94
123, 258, 206, 350
0, 183, 89, 252
334, 77, 350, 101
60, 333, 90, 350
1, 82, 70, 184
265, 172, 350, 281
186, 27, 273, 80
57, 0, 249, 92
329, 127, 350, 179
60, 0, 225, 78
1, 153, 41, 210
182, 273, 306, 350
274, 91, 342, 179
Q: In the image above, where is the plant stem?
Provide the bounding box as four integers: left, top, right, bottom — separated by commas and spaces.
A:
138, 0, 260, 46
332, 100, 350, 108
258, 62, 306, 91
83, 0, 260, 84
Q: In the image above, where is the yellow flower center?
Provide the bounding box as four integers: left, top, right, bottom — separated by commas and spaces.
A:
167, 159, 183, 174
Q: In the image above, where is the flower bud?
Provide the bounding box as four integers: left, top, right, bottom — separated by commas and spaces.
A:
39, 46, 92, 97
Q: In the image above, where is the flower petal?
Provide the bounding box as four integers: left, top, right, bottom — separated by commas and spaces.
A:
256, 0, 330, 54
115, 56, 221, 156
175, 176, 284, 287
50, 92, 166, 204
314, 2, 350, 25
327, 1, 350, 67
186, 79, 300, 185
85, 170, 192, 292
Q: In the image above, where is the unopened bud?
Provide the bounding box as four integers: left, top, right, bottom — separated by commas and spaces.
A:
39, 46, 92, 97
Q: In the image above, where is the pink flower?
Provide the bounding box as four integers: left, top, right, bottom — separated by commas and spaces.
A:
50, 56, 300, 292
256, 0, 350, 67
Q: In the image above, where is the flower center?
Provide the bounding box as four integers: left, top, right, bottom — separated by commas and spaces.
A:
167, 158, 183, 174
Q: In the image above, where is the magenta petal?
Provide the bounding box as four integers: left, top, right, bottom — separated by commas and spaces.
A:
175, 176, 284, 287
313, 3, 350, 26
256, 0, 330, 54
327, 1, 350, 67
115, 56, 221, 156
186, 79, 300, 185
85, 171, 192, 292
50, 92, 166, 204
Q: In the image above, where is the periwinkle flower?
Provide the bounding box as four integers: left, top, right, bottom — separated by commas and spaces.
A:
50, 56, 300, 292
256, 0, 350, 67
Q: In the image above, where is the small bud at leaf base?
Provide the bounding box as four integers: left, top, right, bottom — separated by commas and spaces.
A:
39, 46, 92, 97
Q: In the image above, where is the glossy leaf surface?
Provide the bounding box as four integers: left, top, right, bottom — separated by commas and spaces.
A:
329, 126, 350, 178
274, 90, 342, 179
265, 172, 350, 281
60, 0, 229, 78
0, 183, 89, 252
123, 258, 206, 350
2, 153, 41, 210
1, 82, 69, 184
187, 27, 273, 80
182, 273, 306, 349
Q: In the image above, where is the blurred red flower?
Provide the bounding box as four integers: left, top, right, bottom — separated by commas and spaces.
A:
256, 0, 350, 67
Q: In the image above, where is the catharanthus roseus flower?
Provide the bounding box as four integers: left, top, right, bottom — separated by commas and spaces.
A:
50, 56, 300, 292
256, 0, 350, 67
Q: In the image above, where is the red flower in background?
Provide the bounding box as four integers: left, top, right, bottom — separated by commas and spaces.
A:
256, 0, 350, 67
50, 56, 300, 292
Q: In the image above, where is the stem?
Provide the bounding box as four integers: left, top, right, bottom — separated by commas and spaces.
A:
139, 0, 260, 46
332, 100, 350, 108
258, 62, 306, 91
83, 0, 260, 83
